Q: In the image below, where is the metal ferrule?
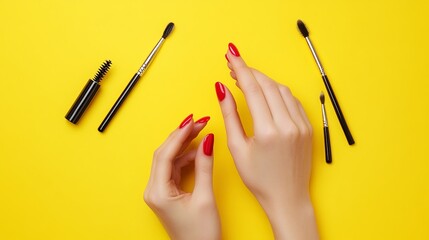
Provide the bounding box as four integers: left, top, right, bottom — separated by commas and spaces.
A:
321, 104, 328, 127
137, 37, 165, 76
305, 37, 325, 76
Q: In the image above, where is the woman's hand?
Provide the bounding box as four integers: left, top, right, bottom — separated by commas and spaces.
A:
144, 114, 221, 240
217, 43, 319, 240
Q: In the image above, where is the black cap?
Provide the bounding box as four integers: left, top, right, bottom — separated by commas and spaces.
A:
65, 80, 100, 124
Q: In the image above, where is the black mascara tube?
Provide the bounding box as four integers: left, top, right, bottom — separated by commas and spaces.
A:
65, 60, 112, 124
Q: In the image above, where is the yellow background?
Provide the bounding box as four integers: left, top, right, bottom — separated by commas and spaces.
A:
1, 0, 428, 239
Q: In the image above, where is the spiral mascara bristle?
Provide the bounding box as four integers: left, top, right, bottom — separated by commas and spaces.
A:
93, 60, 112, 82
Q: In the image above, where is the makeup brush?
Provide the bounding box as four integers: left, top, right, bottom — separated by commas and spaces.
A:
98, 22, 175, 132
297, 20, 355, 145
320, 92, 332, 164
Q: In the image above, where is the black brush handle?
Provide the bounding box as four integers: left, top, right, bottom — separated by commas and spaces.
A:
98, 73, 141, 132
324, 126, 332, 164
322, 75, 355, 145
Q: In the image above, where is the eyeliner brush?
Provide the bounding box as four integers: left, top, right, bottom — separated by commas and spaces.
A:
320, 92, 332, 164
98, 22, 175, 132
297, 20, 355, 145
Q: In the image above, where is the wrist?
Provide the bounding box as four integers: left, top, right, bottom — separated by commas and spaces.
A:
260, 197, 319, 240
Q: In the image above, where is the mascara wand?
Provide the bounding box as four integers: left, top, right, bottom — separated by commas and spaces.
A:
320, 92, 332, 164
297, 20, 355, 145
65, 60, 112, 124
98, 22, 175, 132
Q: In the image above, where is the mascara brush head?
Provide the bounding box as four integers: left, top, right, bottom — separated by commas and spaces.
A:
93, 60, 112, 83
320, 92, 325, 104
297, 20, 309, 38
162, 22, 175, 39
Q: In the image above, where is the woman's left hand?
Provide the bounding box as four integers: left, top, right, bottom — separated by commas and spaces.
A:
144, 114, 221, 240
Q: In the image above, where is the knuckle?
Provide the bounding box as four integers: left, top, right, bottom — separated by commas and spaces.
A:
227, 139, 241, 154
279, 85, 292, 96
144, 191, 164, 209
282, 125, 300, 141
307, 125, 314, 137
245, 82, 262, 95
153, 147, 170, 163
294, 96, 301, 104
300, 127, 310, 138
234, 65, 248, 73
152, 150, 165, 164
299, 129, 311, 142
223, 106, 237, 121
261, 78, 277, 90
301, 124, 313, 139
196, 196, 214, 209
153, 148, 160, 159
281, 124, 314, 143
259, 127, 280, 143
198, 161, 213, 175
227, 139, 247, 159
143, 190, 154, 205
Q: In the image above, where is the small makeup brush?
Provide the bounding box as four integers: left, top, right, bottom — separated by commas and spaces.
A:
98, 22, 175, 132
297, 20, 355, 145
320, 92, 332, 164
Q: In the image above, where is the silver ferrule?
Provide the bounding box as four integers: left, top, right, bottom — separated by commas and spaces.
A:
305, 37, 325, 76
137, 37, 165, 76
321, 104, 328, 127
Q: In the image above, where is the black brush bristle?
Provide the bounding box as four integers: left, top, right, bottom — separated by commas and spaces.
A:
162, 22, 175, 39
320, 92, 325, 104
297, 20, 309, 37
93, 60, 112, 83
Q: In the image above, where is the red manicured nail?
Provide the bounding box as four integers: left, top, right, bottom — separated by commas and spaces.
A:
196, 116, 210, 124
215, 82, 226, 101
225, 54, 230, 62
228, 43, 240, 57
179, 114, 193, 128
203, 133, 214, 156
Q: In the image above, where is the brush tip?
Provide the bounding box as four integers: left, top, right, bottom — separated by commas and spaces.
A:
320, 92, 325, 104
162, 22, 175, 39
297, 19, 309, 37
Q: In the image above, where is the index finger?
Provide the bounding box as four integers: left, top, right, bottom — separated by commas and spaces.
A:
226, 43, 273, 135
149, 114, 204, 186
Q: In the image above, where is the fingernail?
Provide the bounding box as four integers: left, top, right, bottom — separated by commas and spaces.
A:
203, 133, 214, 156
215, 82, 226, 101
228, 43, 240, 57
179, 114, 193, 128
225, 54, 230, 62
196, 116, 210, 124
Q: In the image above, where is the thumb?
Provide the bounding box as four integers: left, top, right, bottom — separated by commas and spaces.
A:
193, 133, 215, 196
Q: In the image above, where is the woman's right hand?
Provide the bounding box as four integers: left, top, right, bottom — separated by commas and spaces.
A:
216, 43, 319, 240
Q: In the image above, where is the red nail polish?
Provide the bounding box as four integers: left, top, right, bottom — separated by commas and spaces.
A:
225, 54, 230, 62
203, 133, 214, 156
179, 114, 193, 128
196, 116, 210, 124
215, 82, 226, 101
228, 43, 240, 57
